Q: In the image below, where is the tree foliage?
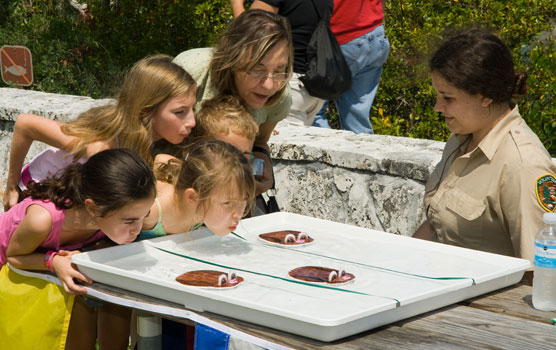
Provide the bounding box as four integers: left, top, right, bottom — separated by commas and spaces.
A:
374, 0, 556, 155
0, 0, 232, 97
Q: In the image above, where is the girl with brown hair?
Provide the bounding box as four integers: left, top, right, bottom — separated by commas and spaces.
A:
0, 149, 156, 349
413, 29, 556, 284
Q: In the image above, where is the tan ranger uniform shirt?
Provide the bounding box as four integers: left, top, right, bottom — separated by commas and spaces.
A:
425, 106, 556, 264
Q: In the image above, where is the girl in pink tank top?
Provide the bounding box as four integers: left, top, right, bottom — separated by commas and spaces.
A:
0, 148, 156, 349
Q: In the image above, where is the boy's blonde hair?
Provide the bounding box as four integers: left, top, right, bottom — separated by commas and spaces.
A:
193, 96, 258, 141
155, 138, 255, 216
209, 9, 293, 107
61, 54, 196, 165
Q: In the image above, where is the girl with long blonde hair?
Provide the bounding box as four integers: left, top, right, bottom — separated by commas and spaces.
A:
4, 54, 196, 210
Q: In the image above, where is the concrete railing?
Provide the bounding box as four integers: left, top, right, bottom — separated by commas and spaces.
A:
0, 87, 447, 235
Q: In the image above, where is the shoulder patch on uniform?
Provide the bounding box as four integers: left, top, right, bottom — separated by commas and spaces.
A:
536, 174, 556, 212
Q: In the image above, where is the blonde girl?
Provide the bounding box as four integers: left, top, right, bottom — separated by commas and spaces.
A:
4, 54, 196, 210
140, 138, 256, 240
0, 148, 156, 350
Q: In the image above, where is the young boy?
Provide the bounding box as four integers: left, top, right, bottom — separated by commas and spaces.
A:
193, 96, 271, 217
192, 95, 259, 160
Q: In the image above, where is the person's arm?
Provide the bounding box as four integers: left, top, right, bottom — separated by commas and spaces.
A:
252, 121, 277, 195
412, 218, 438, 241
501, 164, 555, 267
4, 114, 77, 209
230, 0, 278, 18
6, 205, 91, 294
230, 0, 246, 17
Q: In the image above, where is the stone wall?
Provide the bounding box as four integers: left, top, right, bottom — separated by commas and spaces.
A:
0, 88, 112, 193
269, 126, 444, 235
0, 87, 444, 235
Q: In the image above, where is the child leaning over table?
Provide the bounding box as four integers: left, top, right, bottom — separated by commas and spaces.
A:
3, 54, 196, 210
143, 97, 258, 346
0, 149, 156, 350
132, 137, 256, 348
154, 95, 265, 216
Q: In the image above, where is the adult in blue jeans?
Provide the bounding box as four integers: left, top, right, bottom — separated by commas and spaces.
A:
313, 0, 390, 134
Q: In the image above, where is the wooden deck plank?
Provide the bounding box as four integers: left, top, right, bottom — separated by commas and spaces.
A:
90, 281, 556, 350
193, 311, 487, 350
462, 284, 555, 325
397, 304, 555, 350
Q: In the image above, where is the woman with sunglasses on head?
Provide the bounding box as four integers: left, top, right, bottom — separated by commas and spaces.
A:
173, 9, 293, 211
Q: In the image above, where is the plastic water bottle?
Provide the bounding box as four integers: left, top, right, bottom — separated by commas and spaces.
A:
532, 212, 556, 311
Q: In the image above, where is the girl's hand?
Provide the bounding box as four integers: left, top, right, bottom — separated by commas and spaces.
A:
51, 251, 93, 295
57, 249, 83, 259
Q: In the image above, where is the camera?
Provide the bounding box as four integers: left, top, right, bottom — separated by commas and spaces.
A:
251, 157, 264, 177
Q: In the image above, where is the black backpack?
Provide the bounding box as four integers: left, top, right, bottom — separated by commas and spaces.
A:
300, 0, 352, 100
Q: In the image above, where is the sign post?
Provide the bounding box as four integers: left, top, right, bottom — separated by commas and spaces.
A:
1, 45, 33, 87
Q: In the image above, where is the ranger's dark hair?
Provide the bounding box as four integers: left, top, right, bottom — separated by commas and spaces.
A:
430, 29, 528, 104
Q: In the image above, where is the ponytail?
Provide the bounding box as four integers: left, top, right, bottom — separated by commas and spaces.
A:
25, 149, 156, 216
25, 163, 83, 209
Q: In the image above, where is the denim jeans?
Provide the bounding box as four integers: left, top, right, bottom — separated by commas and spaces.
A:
313, 25, 390, 134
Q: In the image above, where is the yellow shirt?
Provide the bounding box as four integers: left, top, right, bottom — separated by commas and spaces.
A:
425, 106, 556, 264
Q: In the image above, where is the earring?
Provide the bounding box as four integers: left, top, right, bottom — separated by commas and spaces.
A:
481, 101, 487, 106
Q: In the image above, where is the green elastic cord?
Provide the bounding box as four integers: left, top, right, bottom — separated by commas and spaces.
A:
150, 244, 401, 307
192, 223, 205, 231
231, 232, 476, 286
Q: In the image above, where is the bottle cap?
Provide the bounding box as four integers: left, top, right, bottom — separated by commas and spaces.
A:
543, 212, 556, 225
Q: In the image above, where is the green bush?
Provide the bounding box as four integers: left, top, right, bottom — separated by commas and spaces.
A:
0, 0, 128, 96
520, 36, 556, 153
374, 0, 556, 155
1, 0, 555, 155
0, 0, 232, 98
